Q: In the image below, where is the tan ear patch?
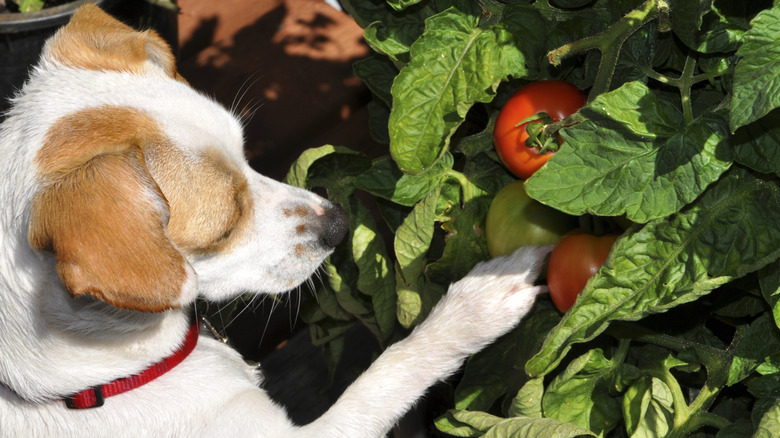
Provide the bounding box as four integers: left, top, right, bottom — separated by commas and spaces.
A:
30, 148, 189, 312
45, 4, 178, 78
30, 106, 193, 312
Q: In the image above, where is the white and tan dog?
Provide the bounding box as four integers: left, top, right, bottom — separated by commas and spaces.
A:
0, 5, 549, 437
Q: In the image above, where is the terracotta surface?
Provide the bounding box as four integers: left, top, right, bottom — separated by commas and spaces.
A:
176, 0, 383, 181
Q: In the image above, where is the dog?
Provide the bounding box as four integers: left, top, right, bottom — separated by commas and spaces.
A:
0, 5, 550, 437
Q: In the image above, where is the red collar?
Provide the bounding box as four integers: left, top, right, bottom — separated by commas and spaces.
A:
64, 314, 200, 409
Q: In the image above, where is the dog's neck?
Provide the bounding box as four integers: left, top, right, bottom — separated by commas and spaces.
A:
0, 248, 192, 403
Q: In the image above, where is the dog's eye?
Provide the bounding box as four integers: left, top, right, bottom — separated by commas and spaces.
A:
152, 148, 251, 255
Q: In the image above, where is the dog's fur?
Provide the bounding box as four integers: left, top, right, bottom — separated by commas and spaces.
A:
0, 6, 550, 437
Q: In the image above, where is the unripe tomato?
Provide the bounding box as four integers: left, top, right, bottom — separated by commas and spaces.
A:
493, 81, 586, 179
547, 230, 618, 312
486, 180, 577, 257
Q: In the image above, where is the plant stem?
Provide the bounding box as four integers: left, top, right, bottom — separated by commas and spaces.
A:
445, 170, 478, 203
546, 0, 660, 102
679, 55, 697, 125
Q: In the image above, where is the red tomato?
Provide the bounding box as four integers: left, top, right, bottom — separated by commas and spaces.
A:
493, 81, 586, 179
546, 230, 618, 313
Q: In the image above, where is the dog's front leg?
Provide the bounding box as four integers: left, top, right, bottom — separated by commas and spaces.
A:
294, 245, 551, 438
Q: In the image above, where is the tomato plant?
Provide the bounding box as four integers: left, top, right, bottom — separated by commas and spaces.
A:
486, 180, 576, 257
547, 231, 618, 313
493, 81, 585, 179
281, 0, 780, 436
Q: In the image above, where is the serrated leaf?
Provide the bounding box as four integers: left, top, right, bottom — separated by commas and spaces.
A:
542, 349, 621, 435
355, 153, 454, 206
426, 193, 491, 284
732, 110, 780, 177
753, 399, 780, 438
351, 202, 396, 342
353, 56, 397, 106
673, 4, 745, 53
394, 188, 440, 327
760, 262, 780, 330
363, 4, 432, 62
509, 377, 544, 418
669, 0, 713, 37
526, 82, 733, 223
527, 168, 780, 377
285, 145, 364, 188
386, 0, 424, 12
483, 416, 595, 438
731, 4, 780, 130
434, 410, 485, 437
729, 314, 780, 385
623, 377, 675, 438
389, 8, 525, 174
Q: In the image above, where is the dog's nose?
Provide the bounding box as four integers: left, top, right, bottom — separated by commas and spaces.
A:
322, 204, 349, 248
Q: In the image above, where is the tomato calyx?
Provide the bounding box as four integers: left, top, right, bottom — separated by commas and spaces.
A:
514, 112, 562, 154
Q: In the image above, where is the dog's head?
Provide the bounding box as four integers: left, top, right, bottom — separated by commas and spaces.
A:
11, 5, 347, 313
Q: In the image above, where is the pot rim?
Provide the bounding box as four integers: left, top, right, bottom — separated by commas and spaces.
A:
0, 0, 111, 33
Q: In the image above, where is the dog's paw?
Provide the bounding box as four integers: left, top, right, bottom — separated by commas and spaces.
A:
423, 245, 552, 354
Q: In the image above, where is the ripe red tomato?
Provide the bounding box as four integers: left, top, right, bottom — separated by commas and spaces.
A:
493, 81, 586, 179
485, 180, 577, 257
546, 230, 618, 313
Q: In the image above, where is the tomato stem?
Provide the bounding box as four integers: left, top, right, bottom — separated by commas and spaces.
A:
643, 55, 700, 125
546, 0, 661, 102
679, 55, 697, 125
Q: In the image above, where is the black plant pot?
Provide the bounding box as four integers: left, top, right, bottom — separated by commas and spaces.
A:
0, 0, 178, 118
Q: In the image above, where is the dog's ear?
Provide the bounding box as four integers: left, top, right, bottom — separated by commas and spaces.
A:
42, 4, 180, 79
28, 108, 196, 312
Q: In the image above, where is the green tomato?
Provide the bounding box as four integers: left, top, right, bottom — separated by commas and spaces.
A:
486, 180, 577, 257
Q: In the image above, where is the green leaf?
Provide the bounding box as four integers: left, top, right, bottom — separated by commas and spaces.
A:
760, 262, 780, 330
542, 349, 621, 435
394, 188, 440, 327
623, 376, 676, 438
285, 145, 360, 188
732, 110, 780, 177
451, 410, 503, 433
729, 314, 780, 385
509, 377, 545, 419
284, 145, 370, 206
434, 410, 486, 437
305, 275, 352, 322
426, 194, 491, 284
500, 3, 555, 80
388, 8, 525, 174
526, 82, 733, 223
482, 417, 595, 438
353, 55, 397, 106
356, 153, 454, 206
671, 0, 745, 53
351, 202, 396, 342
527, 168, 780, 377
363, 4, 433, 62
672, 0, 747, 53
386, 0, 425, 12
753, 399, 780, 438
16, 0, 44, 12
731, 4, 780, 130
669, 0, 714, 40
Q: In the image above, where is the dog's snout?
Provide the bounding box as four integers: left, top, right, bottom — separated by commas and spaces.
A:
322, 204, 348, 248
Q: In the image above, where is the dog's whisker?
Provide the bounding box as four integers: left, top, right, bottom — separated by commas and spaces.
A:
230, 72, 262, 116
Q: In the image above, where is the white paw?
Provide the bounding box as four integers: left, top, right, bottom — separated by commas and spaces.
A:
423, 245, 552, 354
